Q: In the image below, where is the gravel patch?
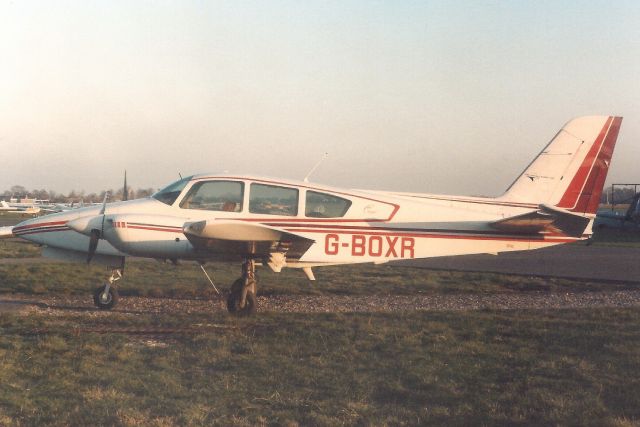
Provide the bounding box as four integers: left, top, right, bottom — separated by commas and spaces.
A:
2, 290, 640, 316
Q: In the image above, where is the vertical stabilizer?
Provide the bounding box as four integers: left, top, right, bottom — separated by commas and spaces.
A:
500, 116, 622, 215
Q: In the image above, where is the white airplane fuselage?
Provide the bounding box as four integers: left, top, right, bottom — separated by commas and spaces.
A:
12, 176, 574, 268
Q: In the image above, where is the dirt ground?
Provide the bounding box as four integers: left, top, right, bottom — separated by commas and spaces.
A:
3, 290, 640, 317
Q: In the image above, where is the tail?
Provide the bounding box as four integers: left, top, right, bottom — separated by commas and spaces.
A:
500, 116, 623, 215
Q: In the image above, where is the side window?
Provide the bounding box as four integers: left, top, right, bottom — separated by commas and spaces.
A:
249, 183, 298, 216
305, 191, 352, 218
179, 181, 244, 212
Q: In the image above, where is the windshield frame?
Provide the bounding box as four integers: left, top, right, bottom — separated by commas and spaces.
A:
152, 176, 193, 206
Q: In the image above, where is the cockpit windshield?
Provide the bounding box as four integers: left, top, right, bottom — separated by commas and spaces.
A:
152, 176, 192, 205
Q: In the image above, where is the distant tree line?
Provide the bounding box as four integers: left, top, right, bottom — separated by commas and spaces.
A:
601, 185, 640, 205
2, 183, 637, 205
1, 185, 156, 203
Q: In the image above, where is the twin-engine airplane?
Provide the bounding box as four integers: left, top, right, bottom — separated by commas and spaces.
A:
0, 116, 623, 315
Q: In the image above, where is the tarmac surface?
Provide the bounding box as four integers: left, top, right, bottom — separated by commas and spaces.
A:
1, 242, 639, 282
403, 243, 640, 283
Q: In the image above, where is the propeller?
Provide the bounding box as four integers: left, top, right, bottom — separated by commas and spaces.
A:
69, 172, 129, 263
86, 193, 109, 263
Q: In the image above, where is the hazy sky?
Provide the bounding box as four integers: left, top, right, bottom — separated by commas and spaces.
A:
1, 1, 638, 196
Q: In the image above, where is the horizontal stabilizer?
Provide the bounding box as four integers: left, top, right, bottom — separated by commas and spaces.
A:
490, 204, 590, 238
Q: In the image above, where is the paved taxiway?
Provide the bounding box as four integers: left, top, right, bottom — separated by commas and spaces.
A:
3, 242, 638, 283
404, 244, 640, 283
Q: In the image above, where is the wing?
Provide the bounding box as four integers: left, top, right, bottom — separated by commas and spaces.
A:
183, 220, 315, 271
0, 226, 14, 239
490, 204, 591, 238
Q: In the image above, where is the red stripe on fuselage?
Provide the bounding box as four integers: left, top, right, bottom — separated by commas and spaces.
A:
286, 228, 576, 243
14, 226, 69, 236
13, 220, 67, 232
127, 225, 183, 233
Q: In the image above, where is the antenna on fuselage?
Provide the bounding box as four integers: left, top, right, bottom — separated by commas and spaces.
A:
178, 172, 183, 179
303, 152, 329, 183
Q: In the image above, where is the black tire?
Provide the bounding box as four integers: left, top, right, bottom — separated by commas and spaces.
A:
226, 289, 240, 313
242, 291, 257, 316
93, 284, 119, 310
226, 280, 257, 316
226, 279, 244, 313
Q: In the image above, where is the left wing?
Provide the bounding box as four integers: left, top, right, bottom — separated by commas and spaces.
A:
0, 226, 14, 239
183, 220, 315, 271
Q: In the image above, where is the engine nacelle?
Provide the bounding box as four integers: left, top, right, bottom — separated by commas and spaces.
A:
101, 214, 194, 258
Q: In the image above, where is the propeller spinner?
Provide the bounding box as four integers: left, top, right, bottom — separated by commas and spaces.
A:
66, 193, 109, 263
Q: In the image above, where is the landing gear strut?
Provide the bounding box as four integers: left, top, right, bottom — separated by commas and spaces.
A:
93, 268, 122, 310
226, 259, 258, 315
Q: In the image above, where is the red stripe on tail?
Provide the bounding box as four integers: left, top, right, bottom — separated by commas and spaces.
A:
556, 116, 621, 213
575, 116, 622, 214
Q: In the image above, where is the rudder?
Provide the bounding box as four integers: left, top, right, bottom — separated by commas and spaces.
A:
500, 116, 623, 215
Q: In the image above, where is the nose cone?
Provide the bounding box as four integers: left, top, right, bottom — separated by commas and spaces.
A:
67, 215, 104, 236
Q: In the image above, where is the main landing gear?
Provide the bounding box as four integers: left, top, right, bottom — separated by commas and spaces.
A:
93, 268, 122, 310
226, 259, 258, 316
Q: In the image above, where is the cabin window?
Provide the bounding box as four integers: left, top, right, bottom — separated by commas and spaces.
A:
152, 176, 192, 206
179, 181, 244, 212
305, 191, 352, 218
249, 183, 298, 216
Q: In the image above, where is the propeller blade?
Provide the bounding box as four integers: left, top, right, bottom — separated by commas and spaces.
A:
87, 229, 100, 264
99, 192, 109, 215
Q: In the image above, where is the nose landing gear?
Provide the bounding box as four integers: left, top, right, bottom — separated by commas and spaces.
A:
93, 268, 122, 310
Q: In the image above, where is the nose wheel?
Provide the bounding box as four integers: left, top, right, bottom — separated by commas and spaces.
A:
93, 267, 122, 310
93, 284, 119, 309
226, 259, 258, 315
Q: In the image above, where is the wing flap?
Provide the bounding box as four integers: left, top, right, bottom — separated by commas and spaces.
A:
491, 204, 590, 238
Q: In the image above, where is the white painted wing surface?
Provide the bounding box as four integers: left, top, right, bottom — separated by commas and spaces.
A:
0, 226, 14, 239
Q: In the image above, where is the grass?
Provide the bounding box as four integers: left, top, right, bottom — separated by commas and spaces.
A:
0, 240, 42, 258
0, 308, 639, 425
1, 219, 640, 425
1, 259, 638, 300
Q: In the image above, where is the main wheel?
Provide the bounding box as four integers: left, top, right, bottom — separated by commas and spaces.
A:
93, 284, 119, 310
226, 279, 257, 316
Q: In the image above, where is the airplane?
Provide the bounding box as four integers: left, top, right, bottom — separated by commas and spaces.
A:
0, 201, 20, 212
0, 200, 41, 215
41, 200, 86, 214
0, 115, 623, 315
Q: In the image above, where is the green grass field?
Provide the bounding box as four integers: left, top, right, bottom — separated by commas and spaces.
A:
0, 308, 639, 425
0, 242, 637, 299
1, 221, 640, 425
